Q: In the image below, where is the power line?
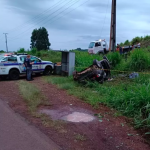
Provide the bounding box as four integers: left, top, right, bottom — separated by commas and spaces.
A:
8, 0, 68, 34
100, 0, 110, 38
9, 0, 80, 41
40, 0, 90, 28
10, 0, 90, 42
8, 0, 90, 45
32, 0, 81, 45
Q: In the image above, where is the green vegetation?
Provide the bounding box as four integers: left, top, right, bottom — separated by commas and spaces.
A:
74, 133, 87, 141
74, 50, 103, 71
17, 48, 61, 63
114, 48, 150, 72
18, 81, 66, 131
18, 81, 50, 112
30, 27, 51, 51
44, 74, 150, 129
17, 36, 150, 131
120, 35, 150, 47
0, 50, 5, 53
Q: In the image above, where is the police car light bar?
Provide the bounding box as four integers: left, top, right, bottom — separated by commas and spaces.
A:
16, 53, 28, 55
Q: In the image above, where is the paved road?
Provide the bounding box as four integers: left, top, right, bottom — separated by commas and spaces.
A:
0, 99, 61, 150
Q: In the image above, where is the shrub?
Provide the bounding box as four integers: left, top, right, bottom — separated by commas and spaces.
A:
17, 48, 26, 53
30, 48, 37, 55
128, 49, 150, 71
107, 52, 122, 68
75, 51, 102, 71
36, 52, 41, 57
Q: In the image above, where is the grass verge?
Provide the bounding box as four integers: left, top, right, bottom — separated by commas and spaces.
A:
18, 81, 49, 112
18, 80, 65, 131
43, 75, 150, 131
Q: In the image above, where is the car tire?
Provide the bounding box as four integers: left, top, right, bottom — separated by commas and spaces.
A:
9, 69, 20, 80
43, 66, 52, 75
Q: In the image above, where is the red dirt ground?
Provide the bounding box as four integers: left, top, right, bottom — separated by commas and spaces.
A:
0, 77, 150, 150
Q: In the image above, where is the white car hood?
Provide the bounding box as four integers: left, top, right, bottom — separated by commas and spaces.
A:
42, 61, 53, 64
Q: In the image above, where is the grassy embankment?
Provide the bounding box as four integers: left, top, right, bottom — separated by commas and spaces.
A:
18, 81, 65, 130
17, 47, 150, 131
43, 48, 150, 131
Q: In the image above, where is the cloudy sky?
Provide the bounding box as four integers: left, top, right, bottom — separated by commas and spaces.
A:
0, 0, 150, 51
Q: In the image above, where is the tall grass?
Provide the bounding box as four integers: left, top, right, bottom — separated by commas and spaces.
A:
127, 49, 150, 71
75, 51, 102, 71
18, 81, 49, 112
107, 52, 122, 68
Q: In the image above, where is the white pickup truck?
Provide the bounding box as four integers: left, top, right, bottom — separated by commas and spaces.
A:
0, 54, 54, 80
88, 39, 109, 54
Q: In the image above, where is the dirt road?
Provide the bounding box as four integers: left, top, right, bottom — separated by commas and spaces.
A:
0, 98, 60, 150
0, 77, 150, 150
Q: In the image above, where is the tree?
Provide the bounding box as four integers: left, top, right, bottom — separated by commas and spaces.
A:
119, 42, 124, 46
124, 40, 130, 46
131, 36, 141, 45
30, 27, 51, 51
17, 48, 25, 53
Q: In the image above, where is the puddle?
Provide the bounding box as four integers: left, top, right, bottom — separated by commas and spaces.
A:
62, 112, 95, 122
39, 106, 95, 123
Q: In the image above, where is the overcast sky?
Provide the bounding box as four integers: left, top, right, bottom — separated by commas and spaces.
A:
0, 0, 150, 51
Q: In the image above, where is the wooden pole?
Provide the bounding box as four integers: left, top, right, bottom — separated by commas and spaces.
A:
109, 0, 116, 52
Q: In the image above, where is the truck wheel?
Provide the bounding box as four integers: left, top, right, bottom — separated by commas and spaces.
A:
9, 69, 20, 80
43, 66, 52, 75
104, 49, 107, 54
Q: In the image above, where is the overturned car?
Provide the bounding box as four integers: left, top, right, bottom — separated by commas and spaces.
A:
73, 56, 111, 84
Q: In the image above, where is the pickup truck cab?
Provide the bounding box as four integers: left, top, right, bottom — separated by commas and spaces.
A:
0, 54, 54, 80
88, 39, 109, 54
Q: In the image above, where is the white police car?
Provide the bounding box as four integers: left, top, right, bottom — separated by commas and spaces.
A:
0, 54, 54, 80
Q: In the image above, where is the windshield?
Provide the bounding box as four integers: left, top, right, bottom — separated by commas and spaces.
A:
89, 42, 95, 48
102, 41, 106, 47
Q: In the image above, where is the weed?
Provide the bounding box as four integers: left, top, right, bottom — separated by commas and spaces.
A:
18, 81, 49, 112
128, 49, 150, 71
107, 52, 122, 68
74, 133, 87, 141
44, 76, 150, 130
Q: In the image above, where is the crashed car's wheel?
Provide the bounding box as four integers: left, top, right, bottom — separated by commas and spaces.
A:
9, 69, 20, 80
93, 60, 101, 68
103, 56, 109, 62
43, 66, 52, 75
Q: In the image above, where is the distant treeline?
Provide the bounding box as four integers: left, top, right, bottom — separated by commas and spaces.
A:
120, 35, 150, 47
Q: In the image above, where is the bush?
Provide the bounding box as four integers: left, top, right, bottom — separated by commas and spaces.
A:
30, 48, 37, 55
17, 48, 26, 53
107, 52, 122, 68
105, 83, 150, 128
128, 49, 150, 71
75, 51, 102, 71
36, 52, 41, 57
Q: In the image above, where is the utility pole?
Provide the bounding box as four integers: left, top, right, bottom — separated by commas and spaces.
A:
3, 33, 8, 52
109, 0, 116, 52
